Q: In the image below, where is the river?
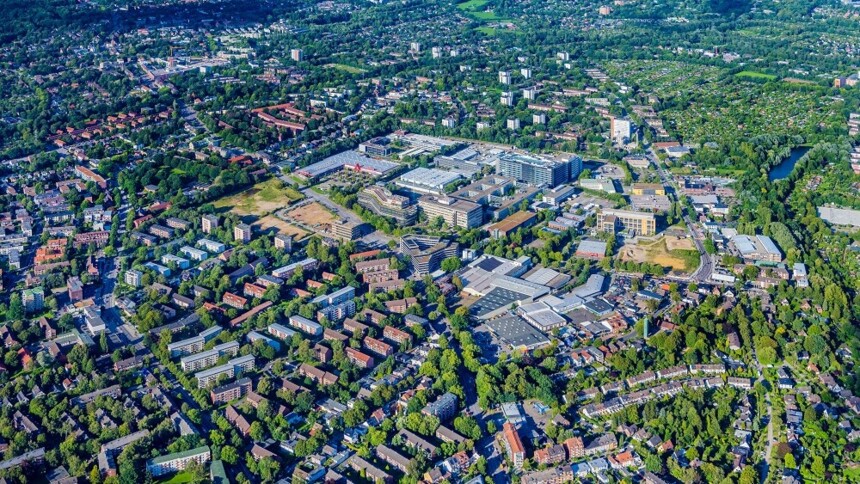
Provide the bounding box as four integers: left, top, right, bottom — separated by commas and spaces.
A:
768, 147, 809, 181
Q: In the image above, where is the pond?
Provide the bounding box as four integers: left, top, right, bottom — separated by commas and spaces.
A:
768, 147, 809, 181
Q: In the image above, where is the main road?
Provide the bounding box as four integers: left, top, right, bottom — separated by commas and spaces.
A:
649, 149, 714, 283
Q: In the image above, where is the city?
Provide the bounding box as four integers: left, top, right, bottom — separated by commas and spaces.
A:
0, 0, 858, 483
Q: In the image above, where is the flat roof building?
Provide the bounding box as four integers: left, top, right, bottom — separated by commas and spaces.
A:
146, 446, 211, 477
498, 152, 575, 188
358, 186, 418, 225
597, 209, 656, 236
396, 167, 463, 195
418, 195, 483, 229
400, 235, 459, 276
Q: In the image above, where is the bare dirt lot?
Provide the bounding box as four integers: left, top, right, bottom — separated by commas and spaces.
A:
285, 201, 338, 227
619, 236, 698, 272
255, 215, 310, 240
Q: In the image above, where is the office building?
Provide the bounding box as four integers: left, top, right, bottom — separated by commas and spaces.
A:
146, 446, 211, 477
487, 211, 538, 238
497, 152, 572, 188
400, 235, 459, 276
418, 195, 483, 229
234, 223, 252, 243
597, 209, 656, 236
201, 215, 218, 234
358, 186, 418, 225
331, 221, 368, 241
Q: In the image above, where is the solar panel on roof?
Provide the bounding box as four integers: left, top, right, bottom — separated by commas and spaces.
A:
476, 258, 503, 272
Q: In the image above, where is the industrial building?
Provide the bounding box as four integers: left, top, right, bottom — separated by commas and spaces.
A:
731, 234, 783, 262
395, 167, 463, 195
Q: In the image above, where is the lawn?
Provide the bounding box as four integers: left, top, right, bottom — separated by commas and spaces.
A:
160, 471, 193, 484
456, 0, 509, 22
323, 63, 367, 74
735, 70, 777, 80
213, 178, 304, 216
457, 0, 490, 10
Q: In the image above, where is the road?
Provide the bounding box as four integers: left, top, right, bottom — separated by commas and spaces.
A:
292, 188, 395, 246
650, 149, 713, 283
753, 352, 774, 483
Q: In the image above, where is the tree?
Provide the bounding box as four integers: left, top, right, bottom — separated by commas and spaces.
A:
220, 446, 239, 465
8, 294, 23, 321
441, 256, 462, 272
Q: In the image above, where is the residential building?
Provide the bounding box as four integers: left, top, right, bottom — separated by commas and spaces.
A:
234, 223, 252, 243
345, 347, 374, 368
422, 392, 458, 421
146, 446, 211, 477
376, 445, 412, 473
67, 277, 83, 302
501, 422, 526, 469
201, 215, 218, 234
180, 341, 241, 372
210, 377, 252, 404
274, 234, 292, 251
197, 238, 226, 253
610, 117, 632, 144
194, 355, 255, 388
289, 315, 323, 335
22, 287, 44, 313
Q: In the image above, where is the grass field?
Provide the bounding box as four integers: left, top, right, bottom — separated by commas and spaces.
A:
323, 63, 367, 74
457, 0, 510, 22
735, 70, 777, 80
457, 0, 490, 10
619, 236, 700, 272
160, 471, 193, 484
213, 179, 303, 216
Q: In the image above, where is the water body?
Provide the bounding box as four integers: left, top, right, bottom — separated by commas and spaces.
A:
768, 147, 809, 181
